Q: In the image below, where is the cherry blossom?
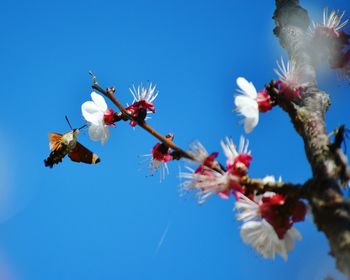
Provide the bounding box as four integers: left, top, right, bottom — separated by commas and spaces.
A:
149, 142, 172, 180
81, 92, 117, 144
125, 83, 158, 127
234, 175, 307, 260
221, 136, 252, 177
310, 8, 349, 38
180, 167, 237, 204
274, 58, 303, 100
234, 77, 273, 133
309, 8, 350, 79
143, 135, 174, 181
180, 137, 252, 202
240, 219, 301, 260
188, 141, 220, 174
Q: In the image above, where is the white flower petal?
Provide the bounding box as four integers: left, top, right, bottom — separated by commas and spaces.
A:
238, 136, 249, 154
241, 220, 281, 259
323, 8, 348, 31
236, 77, 257, 98
129, 83, 158, 103
235, 193, 259, 222
81, 93, 111, 144
234, 77, 260, 133
235, 95, 259, 118
148, 159, 169, 182
101, 124, 110, 144
188, 141, 209, 163
91, 92, 108, 112
243, 116, 259, 133
179, 168, 231, 204
221, 136, 250, 165
284, 227, 302, 252
240, 219, 301, 260
88, 123, 109, 144
274, 57, 304, 89
220, 137, 238, 164
88, 124, 103, 141
81, 101, 103, 125
234, 95, 259, 133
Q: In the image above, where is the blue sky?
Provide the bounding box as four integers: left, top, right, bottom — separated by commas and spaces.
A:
1, 0, 350, 279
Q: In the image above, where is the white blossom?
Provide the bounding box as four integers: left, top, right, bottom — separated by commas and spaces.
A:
235, 191, 302, 260
274, 57, 302, 90
234, 77, 259, 133
240, 219, 301, 260
179, 167, 235, 204
221, 136, 250, 166
188, 141, 210, 163
81, 92, 110, 144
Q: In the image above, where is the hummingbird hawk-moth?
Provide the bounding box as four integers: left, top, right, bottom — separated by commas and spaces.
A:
44, 117, 100, 168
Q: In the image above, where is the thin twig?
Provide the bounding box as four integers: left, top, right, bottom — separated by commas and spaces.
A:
90, 75, 195, 161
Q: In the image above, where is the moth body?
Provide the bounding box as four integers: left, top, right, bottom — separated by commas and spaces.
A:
44, 128, 100, 168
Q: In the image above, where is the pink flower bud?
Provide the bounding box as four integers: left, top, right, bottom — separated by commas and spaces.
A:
257, 89, 273, 112
152, 143, 173, 163
103, 109, 117, 126
259, 194, 291, 239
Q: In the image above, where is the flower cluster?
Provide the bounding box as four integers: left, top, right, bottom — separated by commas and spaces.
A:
309, 8, 350, 79
81, 83, 159, 144
235, 176, 307, 260
234, 58, 307, 133
77, 40, 311, 262
180, 138, 306, 260
180, 136, 251, 203
233, 9, 349, 134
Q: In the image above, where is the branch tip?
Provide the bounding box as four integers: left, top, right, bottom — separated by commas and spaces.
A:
89, 71, 97, 85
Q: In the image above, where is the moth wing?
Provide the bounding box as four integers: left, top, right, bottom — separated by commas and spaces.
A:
68, 142, 100, 164
45, 132, 69, 168
48, 132, 63, 151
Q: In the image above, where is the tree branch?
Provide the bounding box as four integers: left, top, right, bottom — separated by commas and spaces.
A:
242, 177, 305, 197
89, 74, 195, 162
273, 1, 350, 277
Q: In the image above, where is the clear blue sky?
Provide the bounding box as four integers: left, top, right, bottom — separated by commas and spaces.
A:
1, 0, 350, 279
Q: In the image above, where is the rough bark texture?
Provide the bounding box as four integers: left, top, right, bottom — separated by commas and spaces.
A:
273, 1, 350, 278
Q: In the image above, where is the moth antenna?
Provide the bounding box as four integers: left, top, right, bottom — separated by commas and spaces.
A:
65, 116, 73, 130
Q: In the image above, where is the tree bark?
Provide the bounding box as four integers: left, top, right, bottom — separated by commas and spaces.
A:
273, 1, 350, 278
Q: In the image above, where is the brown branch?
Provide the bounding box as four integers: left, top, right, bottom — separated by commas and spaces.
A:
242, 177, 305, 197
273, 1, 350, 278
89, 74, 196, 162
